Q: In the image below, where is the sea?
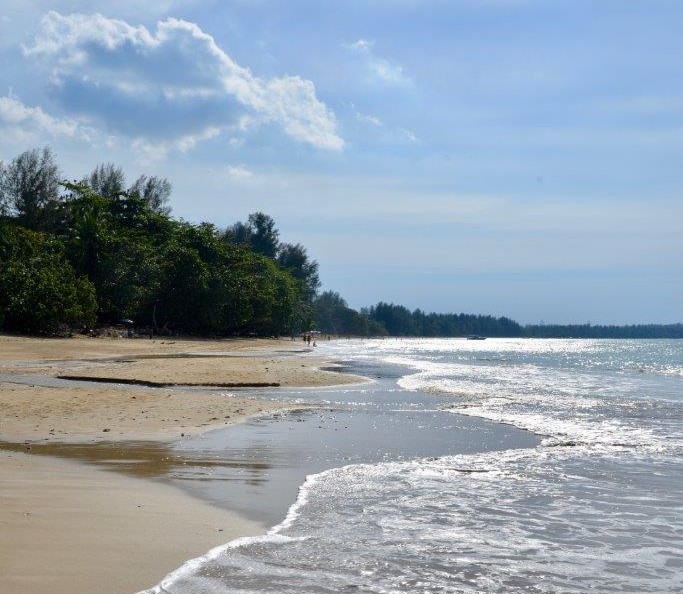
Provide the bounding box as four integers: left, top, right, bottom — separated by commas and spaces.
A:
143, 338, 683, 594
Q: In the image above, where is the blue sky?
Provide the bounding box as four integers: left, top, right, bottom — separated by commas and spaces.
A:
1, 0, 681, 324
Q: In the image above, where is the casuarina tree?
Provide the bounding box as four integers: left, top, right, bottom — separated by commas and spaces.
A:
0, 147, 61, 229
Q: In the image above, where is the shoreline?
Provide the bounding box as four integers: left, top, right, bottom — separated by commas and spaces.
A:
0, 334, 362, 594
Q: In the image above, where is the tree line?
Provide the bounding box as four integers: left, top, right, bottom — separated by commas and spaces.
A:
311, 297, 522, 337
311, 298, 682, 338
1, 146, 680, 338
0, 147, 318, 335
524, 323, 683, 339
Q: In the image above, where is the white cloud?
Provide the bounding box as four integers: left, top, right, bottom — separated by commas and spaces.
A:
130, 126, 223, 161
224, 164, 254, 181
345, 38, 411, 86
370, 60, 410, 86
399, 128, 419, 143
349, 39, 374, 52
22, 12, 343, 151
0, 92, 92, 140
356, 112, 382, 126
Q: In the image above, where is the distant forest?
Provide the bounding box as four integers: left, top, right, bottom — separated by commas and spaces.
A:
1, 147, 680, 339
313, 295, 682, 339
523, 323, 683, 339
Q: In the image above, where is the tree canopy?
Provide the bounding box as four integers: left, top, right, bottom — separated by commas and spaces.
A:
128, 174, 172, 215
1, 146, 679, 338
0, 149, 308, 335
0, 223, 96, 333
88, 163, 126, 199
0, 147, 61, 229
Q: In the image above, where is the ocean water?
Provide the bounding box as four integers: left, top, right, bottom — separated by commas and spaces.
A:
143, 339, 683, 594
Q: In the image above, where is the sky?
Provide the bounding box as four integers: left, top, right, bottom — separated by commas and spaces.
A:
0, 0, 681, 324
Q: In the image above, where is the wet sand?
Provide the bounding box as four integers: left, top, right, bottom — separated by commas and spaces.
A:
0, 334, 358, 594
165, 357, 541, 529
0, 450, 264, 594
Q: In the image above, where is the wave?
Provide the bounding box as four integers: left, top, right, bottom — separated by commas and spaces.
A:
141, 446, 683, 594
138, 467, 322, 594
397, 370, 680, 451
140, 339, 683, 594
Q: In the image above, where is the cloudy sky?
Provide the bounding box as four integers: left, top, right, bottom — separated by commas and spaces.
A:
1, 0, 681, 324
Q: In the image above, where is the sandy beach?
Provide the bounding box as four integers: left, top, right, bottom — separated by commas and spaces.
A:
0, 334, 361, 594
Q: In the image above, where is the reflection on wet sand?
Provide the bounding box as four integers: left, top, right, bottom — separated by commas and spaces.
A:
0, 439, 273, 484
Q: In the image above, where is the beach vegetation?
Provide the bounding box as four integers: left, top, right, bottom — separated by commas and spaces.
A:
1, 146, 680, 339
313, 291, 387, 336
224, 212, 281, 259
277, 243, 320, 301
0, 147, 61, 231
87, 163, 126, 200
0, 147, 305, 336
524, 322, 683, 339
0, 223, 96, 333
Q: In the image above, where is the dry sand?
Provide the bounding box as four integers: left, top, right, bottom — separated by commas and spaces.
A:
0, 334, 361, 594
0, 333, 288, 363
0, 334, 357, 387
53, 352, 357, 388
0, 334, 361, 444
0, 382, 299, 443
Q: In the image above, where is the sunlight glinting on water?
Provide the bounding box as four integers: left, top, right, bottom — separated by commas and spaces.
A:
144, 339, 683, 594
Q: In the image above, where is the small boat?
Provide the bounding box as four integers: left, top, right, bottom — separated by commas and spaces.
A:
467, 335, 486, 340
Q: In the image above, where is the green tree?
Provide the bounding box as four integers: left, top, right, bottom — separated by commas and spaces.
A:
222, 212, 281, 259
312, 291, 385, 336
222, 221, 252, 246
1, 150, 316, 337
0, 147, 61, 229
155, 239, 210, 333
87, 163, 125, 199
277, 242, 320, 300
61, 182, 111, 280
60, 182, 168, 323
128, 174, 172, 215
0, 223, 96, 334
247, 212, 280, 258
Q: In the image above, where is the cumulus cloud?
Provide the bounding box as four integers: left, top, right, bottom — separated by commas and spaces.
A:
23, 12, 343, 151
345, 38, 411, 86
0, 92, 93, 140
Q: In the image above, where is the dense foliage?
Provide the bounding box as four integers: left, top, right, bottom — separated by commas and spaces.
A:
0, 148, 313, 335
0, 147, 679, 338
311, 298, 523, 337
313, 291, 387, 337
366, 302, 523, 337
313, 300, 683, 338
0, 224, 96, 333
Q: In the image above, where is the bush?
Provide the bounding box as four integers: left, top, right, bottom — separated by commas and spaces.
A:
0, 223, 97, 334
